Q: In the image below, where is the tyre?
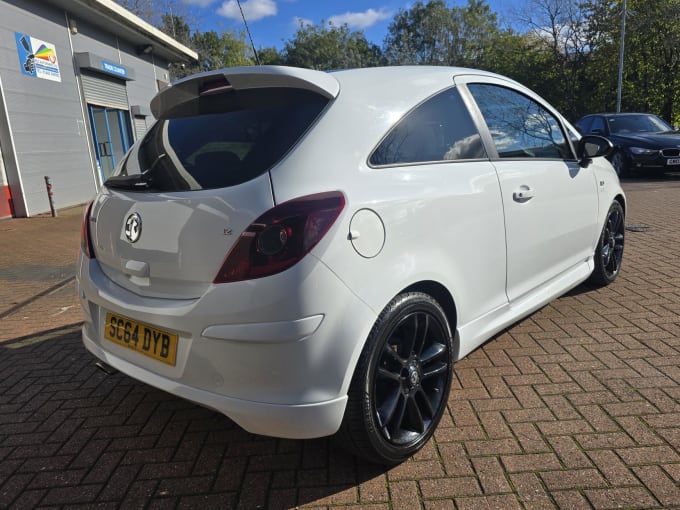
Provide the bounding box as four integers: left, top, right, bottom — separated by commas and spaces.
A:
610, 150, 628, 178
337, 292, 454, 464
589, 201, 625, 286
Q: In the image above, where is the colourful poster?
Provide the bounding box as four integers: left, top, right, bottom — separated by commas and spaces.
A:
15, 32, 61, 82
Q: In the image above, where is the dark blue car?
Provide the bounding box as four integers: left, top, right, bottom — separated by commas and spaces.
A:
575, 113, 680, 177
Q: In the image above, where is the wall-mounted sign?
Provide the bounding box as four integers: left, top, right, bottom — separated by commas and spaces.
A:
102, 61, 128, 78
15, 32, 61, 82
75, 52, 135, 81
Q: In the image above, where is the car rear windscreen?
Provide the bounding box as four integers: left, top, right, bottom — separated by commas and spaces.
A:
111, 87, 329, 191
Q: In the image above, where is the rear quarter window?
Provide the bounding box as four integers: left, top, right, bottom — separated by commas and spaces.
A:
369, 87, 486, 166
119, 88, 329, 191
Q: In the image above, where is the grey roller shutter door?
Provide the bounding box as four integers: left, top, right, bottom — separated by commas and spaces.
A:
81, 71, 129, 110
133, 117, 147, 140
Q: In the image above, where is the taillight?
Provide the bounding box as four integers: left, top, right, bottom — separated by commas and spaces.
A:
214, 191, 345, 283
81, 201, 95, 259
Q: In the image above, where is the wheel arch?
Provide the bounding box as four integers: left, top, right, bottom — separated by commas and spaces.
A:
614, 193, 626, 216
336, 285, 458, 462
341, 278, 460, 400
399, 280, 459, 358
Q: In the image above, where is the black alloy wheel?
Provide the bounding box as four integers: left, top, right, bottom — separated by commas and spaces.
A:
337, 292, 454, 464
372, 309, 448, 444
589, 201, 625, 286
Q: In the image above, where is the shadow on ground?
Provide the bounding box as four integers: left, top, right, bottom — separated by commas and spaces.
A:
0, 324, 388, 509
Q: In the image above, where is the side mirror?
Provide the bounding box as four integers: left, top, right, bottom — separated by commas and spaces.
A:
577, 135, 613, 168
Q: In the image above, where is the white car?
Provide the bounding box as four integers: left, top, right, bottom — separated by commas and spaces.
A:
77, 65, 625, 464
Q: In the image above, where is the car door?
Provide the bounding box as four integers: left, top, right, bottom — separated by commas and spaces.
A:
457, 77, 599, 302
314, 83, 509, 328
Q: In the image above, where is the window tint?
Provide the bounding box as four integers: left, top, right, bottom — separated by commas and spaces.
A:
118, 88, 328, 191
369, 87, 486, 166
575, 116, 592, 134
468, 84, 571, 159
589, 116, 606, 134
607, 114, 671, 134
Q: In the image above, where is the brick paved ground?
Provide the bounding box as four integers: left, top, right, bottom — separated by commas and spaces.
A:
0, 205, 83, 341
1, 178, 680, 509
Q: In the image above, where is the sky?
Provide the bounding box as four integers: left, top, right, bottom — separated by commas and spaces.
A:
180, 0, 517, 50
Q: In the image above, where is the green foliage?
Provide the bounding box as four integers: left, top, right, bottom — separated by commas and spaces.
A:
257, 47, 284, 65
619, 0, 680, 122
281, 22, 383, 70
192, 30, 254, 71
384, 0, 502, 67
160, 13, 191, 47
116, 0, 680, 123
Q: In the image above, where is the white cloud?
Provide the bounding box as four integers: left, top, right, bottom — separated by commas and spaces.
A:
328, 7, 391, 30
182, 0, 216, 7
216, 0, 277, 21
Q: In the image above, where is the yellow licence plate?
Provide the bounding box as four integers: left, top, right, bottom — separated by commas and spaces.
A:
104, 312, 178, 366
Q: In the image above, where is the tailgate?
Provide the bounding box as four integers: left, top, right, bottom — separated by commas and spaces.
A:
90, 66, 338, 299
91, 174, 274, 299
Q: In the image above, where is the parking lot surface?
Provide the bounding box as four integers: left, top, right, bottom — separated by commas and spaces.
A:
1, 177, 680, 509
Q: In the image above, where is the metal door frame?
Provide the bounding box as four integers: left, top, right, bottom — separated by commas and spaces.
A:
87, 105, 133, 180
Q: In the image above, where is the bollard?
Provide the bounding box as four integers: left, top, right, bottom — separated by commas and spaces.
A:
44, 175, 57, 217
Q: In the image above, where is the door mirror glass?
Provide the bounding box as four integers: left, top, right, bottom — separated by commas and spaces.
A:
577, 135, 613, 167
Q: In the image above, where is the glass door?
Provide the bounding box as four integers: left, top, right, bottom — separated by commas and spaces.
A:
88, 105, 133, 181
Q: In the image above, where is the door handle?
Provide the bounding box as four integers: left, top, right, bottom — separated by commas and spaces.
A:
513, 186, 534, 202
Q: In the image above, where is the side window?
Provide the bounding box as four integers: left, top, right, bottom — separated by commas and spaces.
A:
468, 84, 572, 160
575, 116, 592, 134
590, 116, 606, 134
369, 87, 486, 166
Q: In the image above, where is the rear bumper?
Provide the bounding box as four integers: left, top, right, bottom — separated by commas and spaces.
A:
82, 330, 348, 438
76, 253, 376, 439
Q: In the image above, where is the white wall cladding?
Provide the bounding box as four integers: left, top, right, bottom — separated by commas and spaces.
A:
0, 0, 96, 216
0, 0, 181, 216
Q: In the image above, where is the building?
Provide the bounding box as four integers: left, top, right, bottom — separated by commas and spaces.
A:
0, 0, 197, 218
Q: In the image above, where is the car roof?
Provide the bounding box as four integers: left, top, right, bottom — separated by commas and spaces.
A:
329, 65, 529, 115
331, 65, 526, 97
584, 112, 658, 117
332, 65, 517, 82
154, 65, 523, 119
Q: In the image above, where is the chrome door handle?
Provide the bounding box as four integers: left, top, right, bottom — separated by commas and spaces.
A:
513, 186, 534, 202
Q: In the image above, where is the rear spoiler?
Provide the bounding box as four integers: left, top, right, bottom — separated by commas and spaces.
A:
150, 65, 341, 119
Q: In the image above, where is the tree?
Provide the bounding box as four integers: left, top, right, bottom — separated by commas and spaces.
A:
384, 0, 451, 65
159, 13, 195, 79
619, 0, 680, 122
159, 13, 191, 47
383, 0, 503, 68
483, 30, 542, 88
575, 0, 680, 124
513, 0, 603, 119
257, 47, 284, 65
191, 30, 254, 71
282, 21, 384, 70
114, 0, 191, 29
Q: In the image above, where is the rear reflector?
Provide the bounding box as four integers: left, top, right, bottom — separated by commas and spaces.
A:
81, 201, 95, 259
214, 191, 345, 283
